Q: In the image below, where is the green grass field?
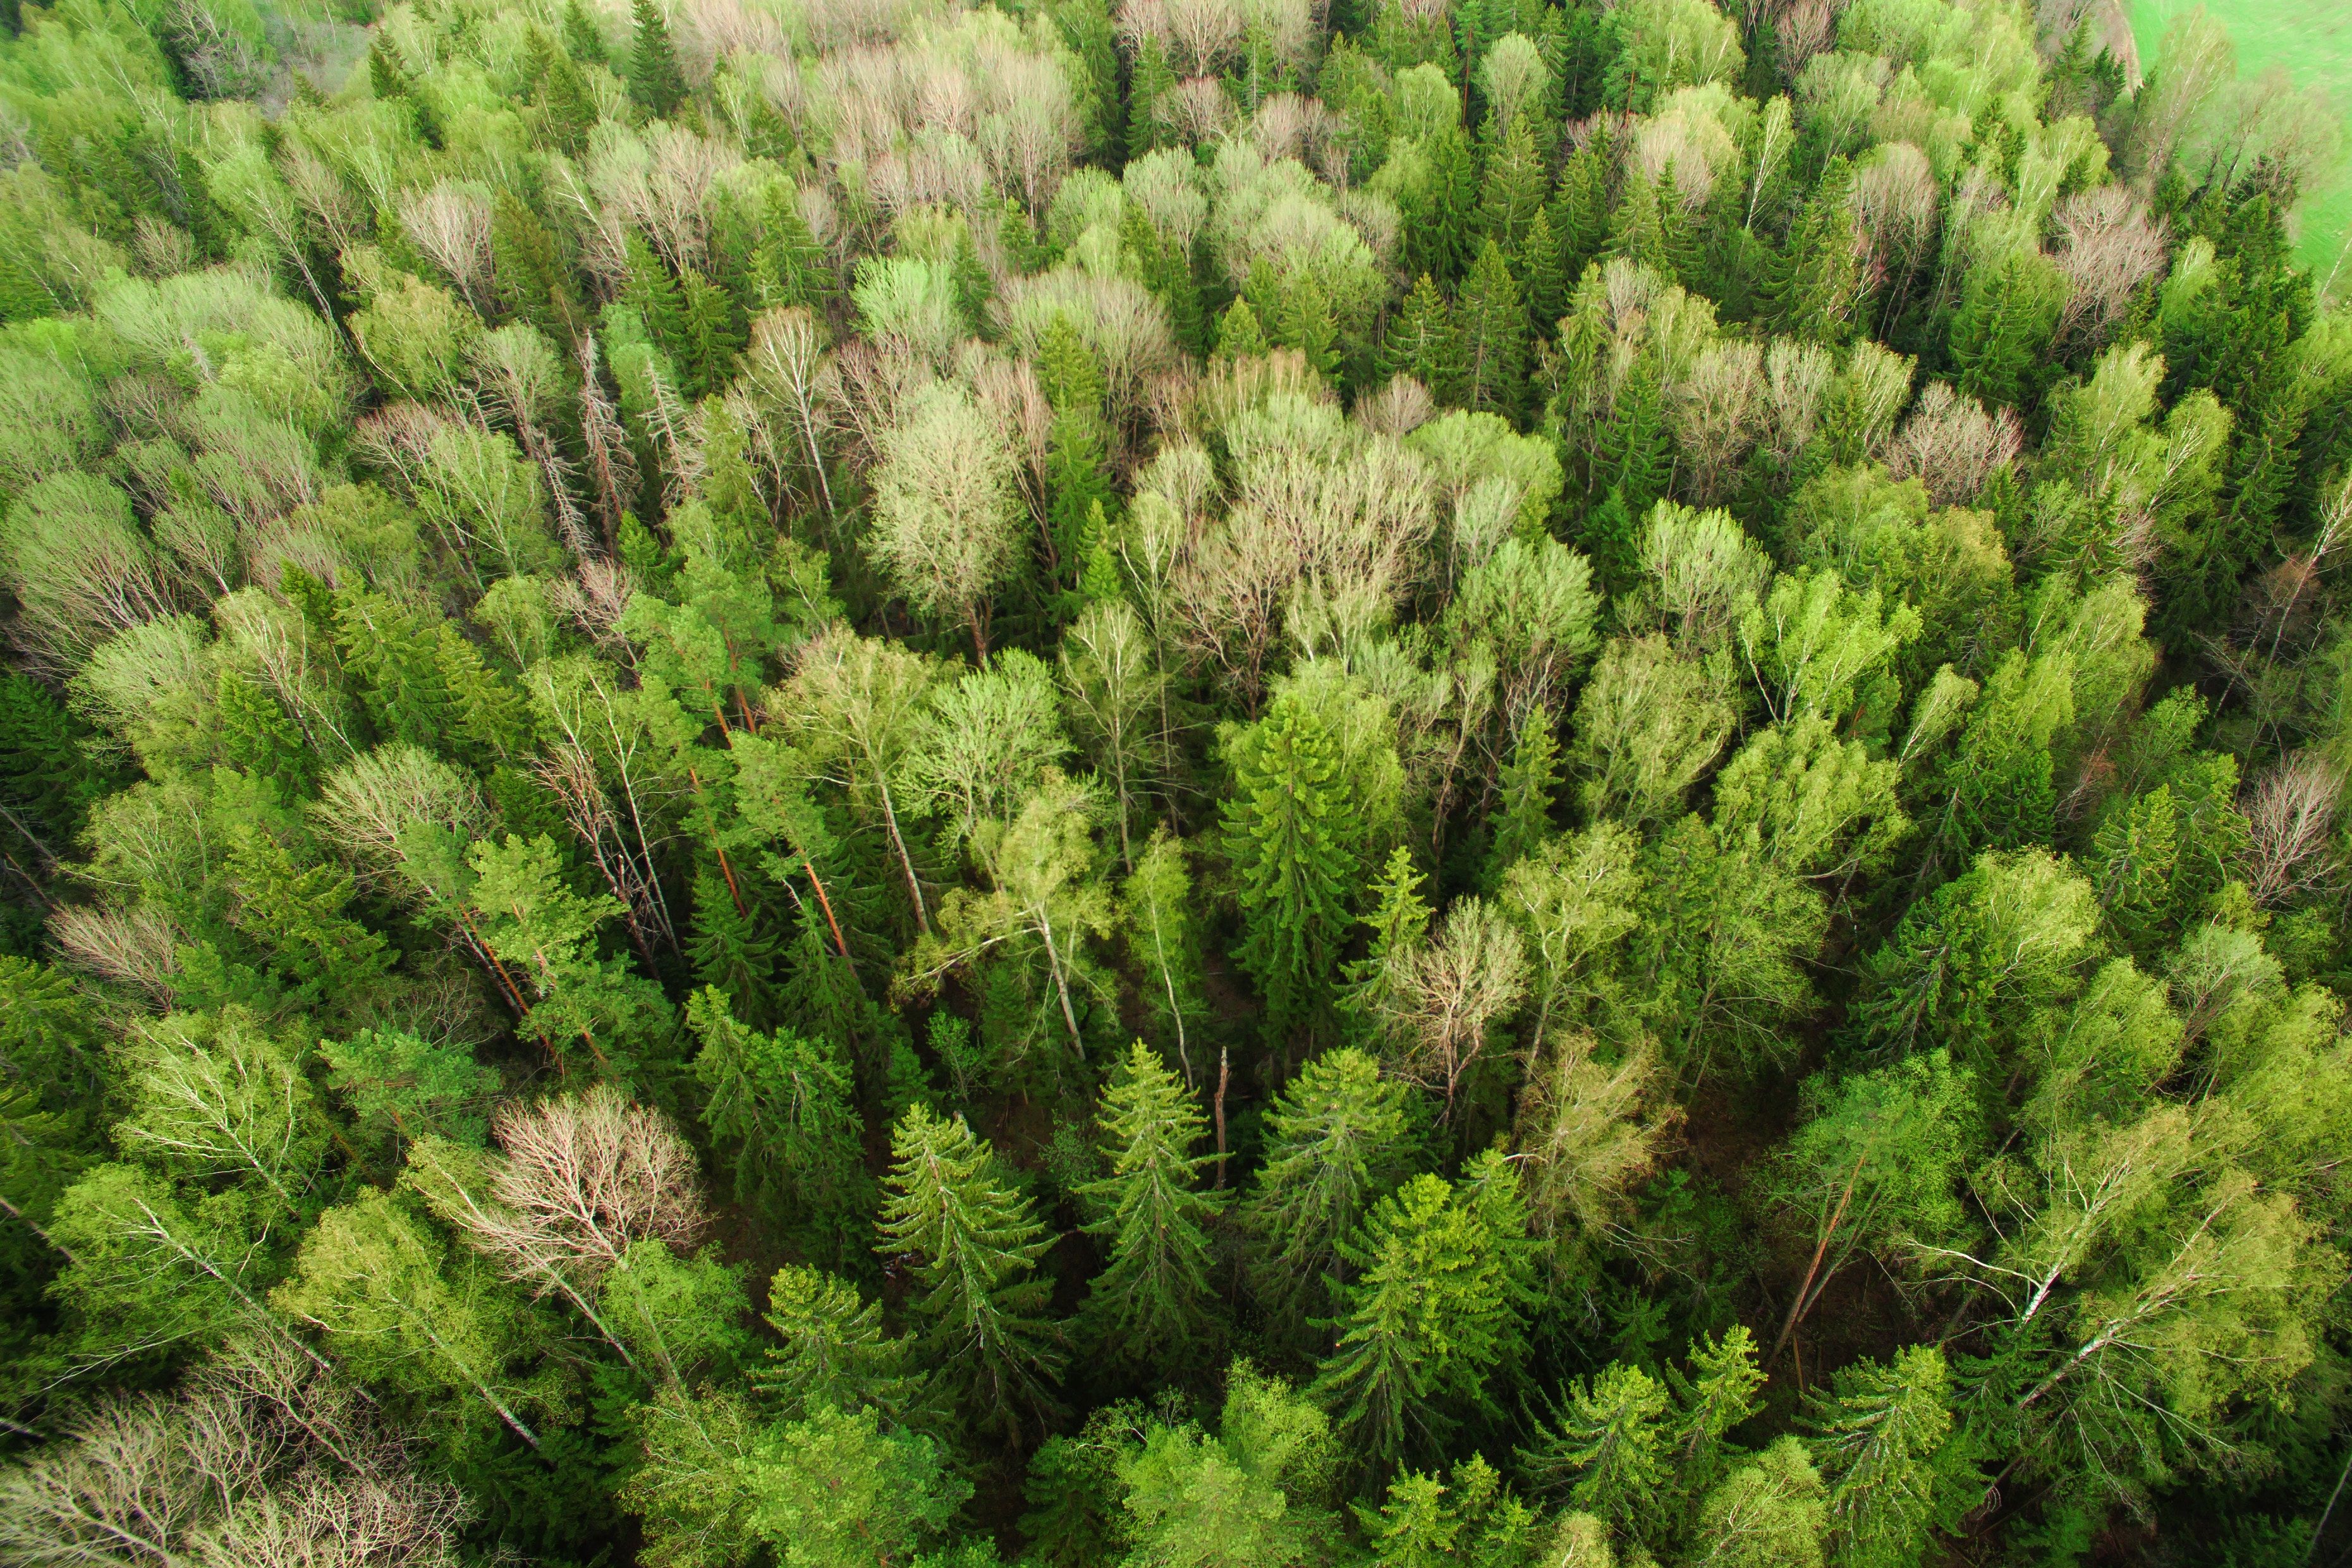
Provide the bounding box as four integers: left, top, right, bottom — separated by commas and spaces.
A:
2127, 0, 2352, 293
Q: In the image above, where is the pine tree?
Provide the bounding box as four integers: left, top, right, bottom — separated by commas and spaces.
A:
1242, 1047, 1412, 1338
1669, 1325, 1768, 1499
628, 0, 686, 118
1223, 697, 1367, 1040
752, 184, 831, 310
1805, 1346, 1953, 1568
1078, 1042, 1228, 1370
1454, 238, 1527, 417
1127, 37, 1176, 159
755, 1263, 929, 1423
1484, 703, 1560, 884
226, 829, 394, 1010
1343, 846, 1434, 1033
876, 1104, 1065, 1445
1384, 272, 1457, 396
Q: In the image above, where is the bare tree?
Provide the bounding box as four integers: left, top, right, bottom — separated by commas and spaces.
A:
1884, 380, 2023, 508
2245, 752, 2343, 906
2054, 187, 2168, 351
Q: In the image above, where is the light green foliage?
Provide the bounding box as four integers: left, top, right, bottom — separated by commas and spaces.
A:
1361, 1454, 1539, 1567
1690, 1437, 1827, 1568
1313, 1151, 1538, 1468
743, 1402, 969, 1568
1119, 1363, 1343, 1568
273, 1188, 545, 1446
1567, 635, 1733, 829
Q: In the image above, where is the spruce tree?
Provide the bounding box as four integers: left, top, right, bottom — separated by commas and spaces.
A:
1485, 703, 1561, 884
1241, 1047, 1412, 1337
1384, 272, 1457, 396
491, 191, 585, 338
1475, 119, 1547, 252
628, 0, 686, 118
1312, 1150, 1538, 1469
687, 988, 867, 1267
686, 866, 780, 1026
1518, 202, 1568, 345
216, 667, 313, 799
1455, 237, 1527, 416
1805, 1346, 1953, 1568
335, 588, 451, 748
1947, 250, 2067, 410
1078, 1042, 1228, 1371
876, 1104, 1065, 1445
1222, 696, 1366, 1040
1519, 1361, 1671, 1537
562, 0, 609, 63
1216, 296, 1269, 359
1766, 161, 1865, 345
677, 269, 745, 398
1553, 130, 1612, 288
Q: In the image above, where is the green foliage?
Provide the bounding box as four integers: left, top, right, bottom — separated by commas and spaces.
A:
1079, 1042, 1228, 1370
1223, 696, 1367, 1040
876, 1103, 1064, 1444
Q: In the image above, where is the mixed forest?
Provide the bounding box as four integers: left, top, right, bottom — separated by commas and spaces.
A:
0, 0, 2349, 1559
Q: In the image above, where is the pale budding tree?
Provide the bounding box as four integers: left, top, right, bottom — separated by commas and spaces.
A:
898, 770, 1118, 1064
867, 379, 1025, 662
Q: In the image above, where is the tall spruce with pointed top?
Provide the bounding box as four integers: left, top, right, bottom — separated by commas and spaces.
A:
1078, 1042, 1228, 1370
1805, 1345, 1953, 1568
628, 0, 686, 118
877, 1103, 1064, 1444
1243, 1047, 1413, 1337
1223, 696, 1366, 1040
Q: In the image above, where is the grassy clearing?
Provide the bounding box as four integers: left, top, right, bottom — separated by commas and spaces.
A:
2128, 0, 2352, 289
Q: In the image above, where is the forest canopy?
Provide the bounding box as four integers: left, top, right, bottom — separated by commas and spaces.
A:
0, 0, 2349, 1562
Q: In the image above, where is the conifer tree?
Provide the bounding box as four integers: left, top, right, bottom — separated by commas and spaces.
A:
628, 0, 686, 118
1078, 1042, 1228, 1370
1455, 238, 1527, 416
1313, 1150, 1538, 1469
216, 667, 312, 799
686, 866, 780, 1025
1518, 202, 1568, 344
1216, 296, 1270, 359
1343, 846, 1434, 1032
1475, 120, 1548, 251
1520, 1362, 1671, 1538
1384, 272, 1458, 396
1243, 1047, 1413, 1335
226, 829, 394, 1012
1805, 1346, 1953, 1568
677, 269, 745, 398
1223, 697, 1367, 1040
876, 1104, 1064, 1445
563, 0, 609, 62
535, 51, 600, 155
1947, 250, 2068, 410
1485, 703, 1561, 883
1553, 130, 1613, 287
491, 191, 585, 339
1766, 161, 1866, 345
687, 988, 867, 1266
623, 230, 689, 362
755, 1263, 930, 1423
